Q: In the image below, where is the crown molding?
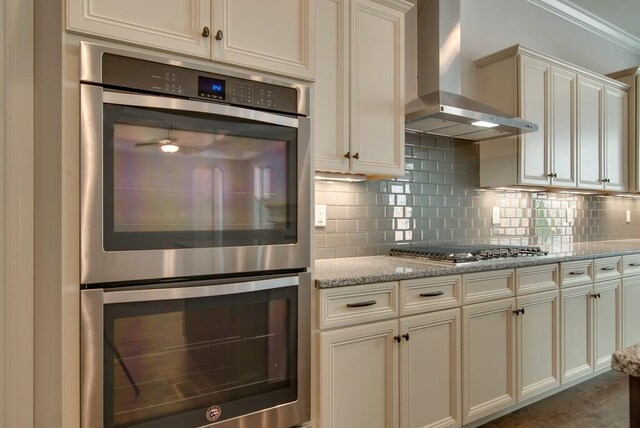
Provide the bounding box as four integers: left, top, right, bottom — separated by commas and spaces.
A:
528, 0, 640, 55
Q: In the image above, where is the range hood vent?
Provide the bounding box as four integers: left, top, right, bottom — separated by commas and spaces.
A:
405, 0, 538, 141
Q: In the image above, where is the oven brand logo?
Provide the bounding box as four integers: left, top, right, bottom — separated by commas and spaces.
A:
206, 405, 222, 422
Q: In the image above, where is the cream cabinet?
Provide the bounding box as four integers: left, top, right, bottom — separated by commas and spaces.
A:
67, 0, 316, 79
560, 277, 621, 383
462, 298, 517, 424
609, 67, 640, 191
622, 275, 640, 347
320, 319, 399, 428
577, 77, 628, 191
314, 0, 411, 177
516, 290, 560, 402
318, 279, 461, 428
476, 45, 628, 191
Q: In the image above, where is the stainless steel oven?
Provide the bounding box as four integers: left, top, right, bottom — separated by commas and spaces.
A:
80, 42, 310, 285
79, 43, 312, 428
81, 272, 310, 428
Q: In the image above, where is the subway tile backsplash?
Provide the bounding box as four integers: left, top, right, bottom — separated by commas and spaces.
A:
314, 132, 640, 259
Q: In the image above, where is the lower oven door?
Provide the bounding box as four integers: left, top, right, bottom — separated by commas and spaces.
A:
81, 273, 310, 428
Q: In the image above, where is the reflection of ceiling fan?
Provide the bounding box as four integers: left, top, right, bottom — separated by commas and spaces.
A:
135, 137, 181, 153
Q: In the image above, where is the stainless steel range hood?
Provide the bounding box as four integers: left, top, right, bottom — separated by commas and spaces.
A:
405, 0, 537, 140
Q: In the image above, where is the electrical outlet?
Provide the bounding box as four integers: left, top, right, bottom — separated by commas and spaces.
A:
627, 210, 631, 224
315, 204, 327, 227
566, 208, 574, 224
492, 207, 500, 225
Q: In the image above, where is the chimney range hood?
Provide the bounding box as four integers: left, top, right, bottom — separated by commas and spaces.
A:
405, 0, 537, 141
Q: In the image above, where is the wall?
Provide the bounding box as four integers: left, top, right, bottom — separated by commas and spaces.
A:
404, 0, 640, 101
315, 132, 640, 259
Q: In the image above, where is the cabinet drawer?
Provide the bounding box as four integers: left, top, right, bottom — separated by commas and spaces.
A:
400, 275, 461, 315
593, 257, 621, 282
462, 269, 515, 305
515, 264, 559, 295
560, 260, 593, 287
319, 282, 398, 329
622, 254, 640, 277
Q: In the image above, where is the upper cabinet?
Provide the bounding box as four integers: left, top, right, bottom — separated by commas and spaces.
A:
576, 78, 628, 191
66, 0, 316, 80
314, 0, 411, 177
609, 67, 640, 192
476, 45, 629, 191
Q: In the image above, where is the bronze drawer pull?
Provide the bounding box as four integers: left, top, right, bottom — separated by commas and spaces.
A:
629, 263, 640, 267
600, 267, 616, 271
569, 271, 585, 275
419, 291, 445, 297
346, 300, 377, 308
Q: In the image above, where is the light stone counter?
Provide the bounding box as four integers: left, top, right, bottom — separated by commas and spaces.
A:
315, 239, 640, 288
612, 344, 640, 378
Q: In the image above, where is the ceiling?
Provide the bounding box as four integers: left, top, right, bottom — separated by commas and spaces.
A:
528, 0, 640, 54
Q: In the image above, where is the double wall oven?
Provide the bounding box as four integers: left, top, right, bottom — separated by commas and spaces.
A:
80, 43, 310, 428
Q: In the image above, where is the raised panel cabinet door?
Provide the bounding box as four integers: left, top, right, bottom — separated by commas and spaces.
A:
516, 291, 560, 402
593, 279, 622, 370
576, 76, 604, 189
399, 309, 461, 428
314, 0, 350, 173
462, 298, 516, 425
623, 276, 640, 347
603, 86, 627, 191
319, 320, 399, 428
518, 55, 550, 186
550, 67, 577, 188
67, 0, 211, 57
560, 284, 594, 384
349, 0, 406, 176
211, 0, 316, 79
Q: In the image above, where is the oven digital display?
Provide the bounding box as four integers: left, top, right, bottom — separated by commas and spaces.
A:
198, 76, 226, 100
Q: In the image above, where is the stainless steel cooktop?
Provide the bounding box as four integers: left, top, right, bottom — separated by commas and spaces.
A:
389, 244, 547, 264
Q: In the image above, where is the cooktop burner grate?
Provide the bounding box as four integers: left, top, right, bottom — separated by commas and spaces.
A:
389, 244, 547, 263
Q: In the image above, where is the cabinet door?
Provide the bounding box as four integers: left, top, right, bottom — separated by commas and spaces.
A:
67, 0, 211, 57
399, 309, 461, 428
623, 276, 640, 347
319, 320, 398, 428
593, 279, 622, 370
349, 0, 405, 176
518, 56, 550, 186
603, 86, 627, 191
462, 298, 516, 424
577, 76, 604, 189
516, 291, 559, 402
211, 0, 316, 79
550, 67, 577, 188
560, 284, 594, 383
314, 0, 350, 173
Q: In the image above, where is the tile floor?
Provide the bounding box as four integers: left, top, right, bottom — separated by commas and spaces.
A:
480, 370, 629, 428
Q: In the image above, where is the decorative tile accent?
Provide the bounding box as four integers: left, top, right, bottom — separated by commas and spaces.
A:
314, 132, 640, 259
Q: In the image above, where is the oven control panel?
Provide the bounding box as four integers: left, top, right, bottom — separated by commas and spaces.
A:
100, 53, 299, 115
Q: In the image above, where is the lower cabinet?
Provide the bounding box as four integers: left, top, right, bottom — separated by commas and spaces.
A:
319, 319, 399, 428
560, 279, 621, 383
462, 291, 560, 424
399, 309, 461, 428
318, 309, 461, 428
462, 298, 517, 424
623, 275, 640, 347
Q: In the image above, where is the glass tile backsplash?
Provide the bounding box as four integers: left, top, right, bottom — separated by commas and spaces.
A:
314, 132, 640, 259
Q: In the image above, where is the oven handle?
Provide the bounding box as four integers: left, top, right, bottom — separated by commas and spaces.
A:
103, 275, 299, 304
102, 90, 300, 128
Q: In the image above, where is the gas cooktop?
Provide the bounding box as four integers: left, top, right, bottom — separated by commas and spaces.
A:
389, 244, 548, 264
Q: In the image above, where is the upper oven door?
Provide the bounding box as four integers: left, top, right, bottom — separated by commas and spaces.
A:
81, 85, 311, 285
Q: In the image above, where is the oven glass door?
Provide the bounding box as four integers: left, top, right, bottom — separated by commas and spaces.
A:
103, 99, 298, 251
97, 279, 298, 427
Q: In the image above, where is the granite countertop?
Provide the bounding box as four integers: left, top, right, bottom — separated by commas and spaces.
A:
314, 239, 640, 288
612, 344, 640, 377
